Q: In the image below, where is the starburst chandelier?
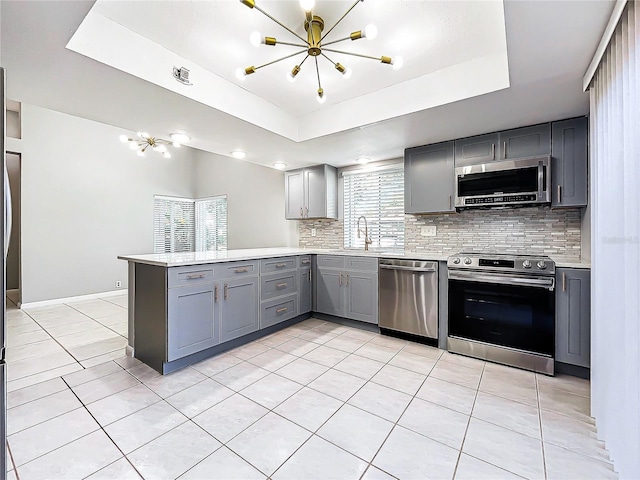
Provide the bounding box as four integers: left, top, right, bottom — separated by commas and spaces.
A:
119, 132, 190, 158
236, 0, 403, 104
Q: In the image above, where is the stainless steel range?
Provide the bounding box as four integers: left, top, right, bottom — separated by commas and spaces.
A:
447, 252, 556, 375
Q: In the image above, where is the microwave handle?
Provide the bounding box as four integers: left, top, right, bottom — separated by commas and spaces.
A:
538, 161, 545, 197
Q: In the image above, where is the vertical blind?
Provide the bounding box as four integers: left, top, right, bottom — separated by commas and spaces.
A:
589, 2, 640, 478
153, 195, 228, 254
343, 165, 404, 251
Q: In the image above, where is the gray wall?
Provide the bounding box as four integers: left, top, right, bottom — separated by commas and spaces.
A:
194, 149, 298, 249
20, 104, 197, 303
6, 153, 20, 290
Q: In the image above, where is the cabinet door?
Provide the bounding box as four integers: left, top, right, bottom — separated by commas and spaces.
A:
316, 268, 343, 316
552, 118, 588, 207
556, 268, 590, 367
299, 267, 312, 314
499, 123, 551, 160
285, 170, 304, 219
454, 133, 499, 166
404, 141, 455, 214
344, 271, 378, 324
220, 276, 259, 342
304, 165, 327, 218
167, 282, 219, 361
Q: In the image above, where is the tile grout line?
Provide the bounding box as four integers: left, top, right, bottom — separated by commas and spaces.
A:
536, 374, 549, 480
7, 440, 20, 480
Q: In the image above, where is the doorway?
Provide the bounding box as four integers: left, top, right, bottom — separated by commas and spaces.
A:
5, 153, 20, 307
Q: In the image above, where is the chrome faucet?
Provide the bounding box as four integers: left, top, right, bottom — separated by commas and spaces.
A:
357, 216, 373, 251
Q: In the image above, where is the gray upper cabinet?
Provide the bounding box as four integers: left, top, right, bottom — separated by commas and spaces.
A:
498, 123, 551, 160
405, 141, 455, 214
220, 276, 259, 342
556, 268, 590, 368
285, 164, 338, 220
552, 117, 588, 208
454, 133, 499, 166
344, 270, 378, 324
167, 282, 220, 361
299, 267, 312, 315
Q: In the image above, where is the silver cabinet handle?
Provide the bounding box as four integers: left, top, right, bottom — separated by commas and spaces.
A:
300, 207, 303, 217
491, 143, 496, 160
186, 273, 206, 279
276, 283, 288, 289
449, 195, 452, 209
305, 206, 309, 217
275, 263, 287, 268
214, 285, 218, 302
503, 141, 507, 158
276, 307, 288, 314
562, 272, 566, 292
345, 273, 349, 285
224, 283, 228, 300
234, 267, 250, 273
301, 259, 310, 265
557, 185, 562, 204
339, 273, 343, 285
308, 269, 311, 282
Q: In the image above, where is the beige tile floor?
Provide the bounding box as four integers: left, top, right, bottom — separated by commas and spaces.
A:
4, 295, 618, 479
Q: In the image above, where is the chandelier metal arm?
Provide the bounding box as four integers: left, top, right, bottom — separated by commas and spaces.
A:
253, 4, 308, 44
254, 49, 308, 70
276, 40, 309, 48
323, 47, 382, 62
321, 36, 351, 47
320, 0, 363, 41
315, 56, 322, 90
320, 52, 339, 67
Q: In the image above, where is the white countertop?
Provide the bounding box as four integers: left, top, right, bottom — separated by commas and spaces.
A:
118, 247, 588, 269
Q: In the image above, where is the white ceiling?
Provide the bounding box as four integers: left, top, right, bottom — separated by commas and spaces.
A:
0, 1, 614, 170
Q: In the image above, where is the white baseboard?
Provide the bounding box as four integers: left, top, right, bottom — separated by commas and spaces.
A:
21, 289, 126, 310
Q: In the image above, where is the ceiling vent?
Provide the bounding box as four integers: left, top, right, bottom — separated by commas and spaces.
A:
172, 66, 192, 86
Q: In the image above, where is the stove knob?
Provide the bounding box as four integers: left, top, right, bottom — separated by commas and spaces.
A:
522, 260, 532, 269
537, 260, 547, 270
464, 257, 472, 265
452, 257, 461, 265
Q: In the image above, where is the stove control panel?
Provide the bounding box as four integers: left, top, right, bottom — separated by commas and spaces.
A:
447, 253, 555, 276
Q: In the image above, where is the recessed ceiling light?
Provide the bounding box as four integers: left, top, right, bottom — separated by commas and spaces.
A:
273, 162, 287, 170
356, 157, 371, 164
231, 150, 247, 159
170, 133, 190, 144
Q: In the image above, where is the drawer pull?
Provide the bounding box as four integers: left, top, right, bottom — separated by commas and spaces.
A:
234, 267, 250, 273
276, 283, 288, 289
276, 307, 288, 314
301, 259, 310, 265
186, 273, 206, 279
275, 263, 287, 268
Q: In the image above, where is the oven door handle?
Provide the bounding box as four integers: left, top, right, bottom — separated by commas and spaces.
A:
448, 270, 555, 290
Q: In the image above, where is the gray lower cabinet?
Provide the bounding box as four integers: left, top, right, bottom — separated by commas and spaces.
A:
454, 133, 500, 166
499, 123, 551, 160
261, 294, 298, 328
316, 268, 343, 316
552, 117, 588, 207
299, 267, 312, 314
220, 276, 259, 342
404, 141, 455, 214
556, 268, 590, 368
167, 282, 220, 361
344, 271, 378, 324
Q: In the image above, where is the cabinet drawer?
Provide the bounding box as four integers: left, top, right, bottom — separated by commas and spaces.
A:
298, 255, 312, 268
317, 255, 345, 269
346, 256, 378, 272
214, 261, 259, 279
261, 294, 298, 329
168, 265, 215, 288
261, 257, 297, 273
261, 271, 297, 301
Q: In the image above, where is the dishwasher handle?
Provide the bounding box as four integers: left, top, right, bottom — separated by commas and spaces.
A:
380, 265, 437, 273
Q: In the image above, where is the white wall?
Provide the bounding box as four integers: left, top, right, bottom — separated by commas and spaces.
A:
20, 104, 196, 303
194, 150, 298, 249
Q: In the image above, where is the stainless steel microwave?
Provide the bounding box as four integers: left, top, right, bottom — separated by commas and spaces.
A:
454, 156, 551, 209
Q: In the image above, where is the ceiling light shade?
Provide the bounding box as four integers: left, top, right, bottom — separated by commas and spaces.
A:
273, 162, 287, 170
238, 0, 401, 103
170, 133, 190, 144
231, 150, 247, 159
392, 56, 404, 70
119, 134, 129, 143
356, 157, 371, 164
299, 0, 315, 11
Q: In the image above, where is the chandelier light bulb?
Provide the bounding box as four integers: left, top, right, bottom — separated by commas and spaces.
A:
249, 31, 262, 47
317, 91, 327, 104
392, 56, 404, 70
287, 71, 296, 83
163, 151, 172, 159
364, 24, 378, 40
299, 0, 315, 11
343, 67, 353, 79
235, 67, 247, 82
137, 150, 145, 157
129, 141, 139, 150
119, 134, 129, 143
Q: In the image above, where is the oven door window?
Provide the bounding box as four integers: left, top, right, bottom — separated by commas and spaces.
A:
448, 279, 554, 355
458, 166, 539, 197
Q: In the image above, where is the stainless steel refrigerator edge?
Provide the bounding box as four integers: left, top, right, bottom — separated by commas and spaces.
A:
1, 67, 8, 479
378, 259, 438, 339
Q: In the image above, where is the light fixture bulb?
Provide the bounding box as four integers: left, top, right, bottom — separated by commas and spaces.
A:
163, 151, 171, 159
287, 72, 296, 83
273, 162, 287, 170
129, 141, 139, 150
249, 31, 262, 47
156, 144, 167, 153
235, 67, 247, 82
317, 92, 327, 104
137, 150, 145, 157
119, 134, 129, 143
231, 150, 247, 159
392, 56, 404, 70
343, 67, 352, 79
364, 24, 378, 40
299, 0, 315, 11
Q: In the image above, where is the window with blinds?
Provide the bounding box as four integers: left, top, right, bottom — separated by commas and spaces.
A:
343, 165, 404, 251
153, 195, 228, 254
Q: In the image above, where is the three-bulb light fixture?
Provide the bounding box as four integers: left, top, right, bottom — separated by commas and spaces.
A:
119, 132, 190, 158
236, 0, 403, 104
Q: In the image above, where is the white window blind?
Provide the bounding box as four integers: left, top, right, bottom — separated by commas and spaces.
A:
195, 196, 228, 252
343, 165, 404, 251
153, 195, 228, 254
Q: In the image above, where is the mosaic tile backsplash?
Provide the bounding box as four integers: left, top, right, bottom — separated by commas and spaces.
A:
298, 207, 582, 260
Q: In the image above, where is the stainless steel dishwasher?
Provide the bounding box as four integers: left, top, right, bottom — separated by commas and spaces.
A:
379, 259, 438, 339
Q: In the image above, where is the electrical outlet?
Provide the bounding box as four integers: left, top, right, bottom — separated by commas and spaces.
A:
115, 281, 122, 288
311, 228, 317, 237
421, 226, 437, 237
